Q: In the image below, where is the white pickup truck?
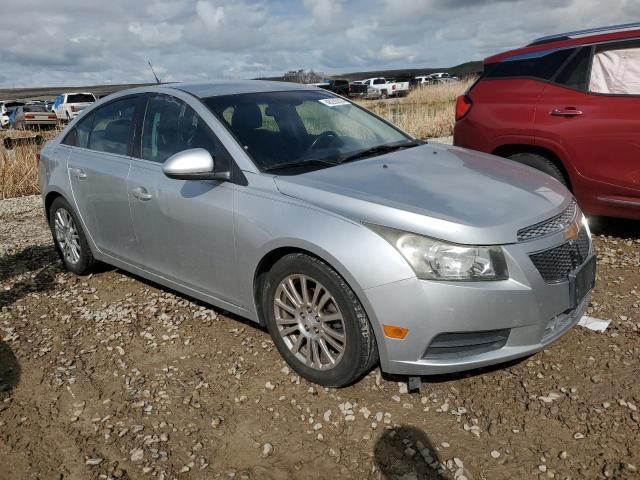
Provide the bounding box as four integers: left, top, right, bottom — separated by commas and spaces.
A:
52, 92, 97, 121
359, 77, 409, 98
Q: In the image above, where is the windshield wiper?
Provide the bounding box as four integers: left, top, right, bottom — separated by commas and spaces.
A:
337, 140, 422, 164
262, 158, 338, 172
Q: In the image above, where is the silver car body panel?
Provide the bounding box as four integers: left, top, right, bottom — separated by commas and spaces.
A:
39, 80, 593, 376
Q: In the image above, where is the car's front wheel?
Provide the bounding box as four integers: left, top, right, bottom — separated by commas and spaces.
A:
49, 197, 95, 275
262, 253, 378, 387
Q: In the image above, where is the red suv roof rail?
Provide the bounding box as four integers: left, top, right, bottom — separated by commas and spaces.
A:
528, 22, 640, 46
485, 24, 640, 64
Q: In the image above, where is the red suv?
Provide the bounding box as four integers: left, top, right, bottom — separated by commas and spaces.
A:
454, 23, 640, 220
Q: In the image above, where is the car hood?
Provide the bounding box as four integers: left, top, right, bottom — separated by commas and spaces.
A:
274, 143, 572, 245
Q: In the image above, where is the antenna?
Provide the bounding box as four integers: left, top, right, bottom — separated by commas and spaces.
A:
148, 60, 161, 84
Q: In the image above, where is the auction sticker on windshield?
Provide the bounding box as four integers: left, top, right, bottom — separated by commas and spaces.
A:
319, 98, 350, 107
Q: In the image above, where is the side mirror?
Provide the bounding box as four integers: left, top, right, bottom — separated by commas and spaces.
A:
162, 148, 230, 181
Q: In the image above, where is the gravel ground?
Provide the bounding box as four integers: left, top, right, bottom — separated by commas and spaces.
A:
0, 195, 638, 480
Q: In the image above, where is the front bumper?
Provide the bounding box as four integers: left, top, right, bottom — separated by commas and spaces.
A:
362, 228, 594, 376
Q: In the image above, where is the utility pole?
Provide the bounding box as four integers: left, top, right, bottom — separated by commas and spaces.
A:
148, 61, 161, 84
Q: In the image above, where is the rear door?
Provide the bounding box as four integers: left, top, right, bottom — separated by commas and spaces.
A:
127, 93, 239, 304
535, 41, 640, 198
66, 96, 141, 260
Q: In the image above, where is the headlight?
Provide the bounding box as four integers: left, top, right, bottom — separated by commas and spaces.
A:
367, 224, 508, 281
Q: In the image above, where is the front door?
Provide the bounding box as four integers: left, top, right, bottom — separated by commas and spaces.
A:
67, 96, 140, 260
535, 42, 640, 198
127, 94, 240, 305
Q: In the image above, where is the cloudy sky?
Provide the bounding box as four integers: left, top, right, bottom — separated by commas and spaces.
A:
1, 0, 638, 88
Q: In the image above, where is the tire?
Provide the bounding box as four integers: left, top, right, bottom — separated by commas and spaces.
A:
381, 90, 388, 99
262, 253, 378, 387
508, 152, 568, 187
49, 197, 95, 275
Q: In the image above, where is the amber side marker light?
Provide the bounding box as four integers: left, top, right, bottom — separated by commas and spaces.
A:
383, 325, 409, 340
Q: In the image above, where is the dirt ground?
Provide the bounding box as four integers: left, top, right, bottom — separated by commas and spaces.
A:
0, 195, 638, 480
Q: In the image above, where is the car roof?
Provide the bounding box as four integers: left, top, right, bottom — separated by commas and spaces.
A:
166, 80, 316, 98
485, 23, 640, 64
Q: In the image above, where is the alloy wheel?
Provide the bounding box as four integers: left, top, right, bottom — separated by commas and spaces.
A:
273, 274, 346, 371
53, 208, 81, 264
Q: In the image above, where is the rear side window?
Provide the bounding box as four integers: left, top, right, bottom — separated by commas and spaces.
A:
589, 40, 640, 95
87, 98, 137, 155
62, 113, 94, 148
141, 95, 225, 165
555, 47, 592, 90
67, 94, 95, 103
486, 48, 574, 80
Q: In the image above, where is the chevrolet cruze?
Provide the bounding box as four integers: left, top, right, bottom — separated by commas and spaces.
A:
39, 81, 596, 386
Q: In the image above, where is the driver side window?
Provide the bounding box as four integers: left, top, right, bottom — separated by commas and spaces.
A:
141, 95, 224, 165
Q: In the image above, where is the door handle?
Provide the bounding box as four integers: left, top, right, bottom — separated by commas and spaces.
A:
130, 186, 152, 201
69, 167, 87, 179
550, 107, 583, 117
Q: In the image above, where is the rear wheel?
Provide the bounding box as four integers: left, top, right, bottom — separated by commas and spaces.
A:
49, 197, 95, 275
262, 253, 378, 387
508, 152, 568, 187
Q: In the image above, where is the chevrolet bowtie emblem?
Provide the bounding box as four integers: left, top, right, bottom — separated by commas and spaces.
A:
563, 220, 580, 241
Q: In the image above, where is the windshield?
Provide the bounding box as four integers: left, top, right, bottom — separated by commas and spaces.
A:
203, 90, 411, 172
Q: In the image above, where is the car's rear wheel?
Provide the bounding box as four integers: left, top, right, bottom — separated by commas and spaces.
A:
262, 253, 378, 387
508, 152, 568, 187
49, 197, 95, 275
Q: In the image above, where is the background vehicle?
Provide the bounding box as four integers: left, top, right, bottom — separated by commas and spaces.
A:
317, 79, 368, 98
40, 81, 593, 388
52, 92, 97, 121
454, 22, 640, 220
388, 77, 410, 96
0, 103, 8, 127
412, 76, 431, 88
360, 77, 401, 98
12, 105, 58, 129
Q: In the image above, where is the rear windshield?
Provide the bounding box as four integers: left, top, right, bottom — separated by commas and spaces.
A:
23, 105, 47, 112
67, 94, 95, 103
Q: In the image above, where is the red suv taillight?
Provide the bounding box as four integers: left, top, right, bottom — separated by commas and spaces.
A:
455, 94, 473, 121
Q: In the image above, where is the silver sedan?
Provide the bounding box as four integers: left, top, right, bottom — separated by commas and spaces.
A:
39, 81, 596, 386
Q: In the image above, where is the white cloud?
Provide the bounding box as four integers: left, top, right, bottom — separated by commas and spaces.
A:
0, 0, 638, 88
128, 22, 184, 46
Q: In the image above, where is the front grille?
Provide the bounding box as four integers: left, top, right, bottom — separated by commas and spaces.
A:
529, 228, 591, 283
517, 201, 577, 242
423, 329, 510, 360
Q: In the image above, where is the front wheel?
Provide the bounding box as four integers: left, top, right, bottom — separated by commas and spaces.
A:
508, 152, 568, 187
262, 253, 378, 387
49, 197, 95, 275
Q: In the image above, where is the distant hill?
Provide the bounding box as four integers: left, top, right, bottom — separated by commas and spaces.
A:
260, 61, 484, 82
0, 83, 155, 101
1, 60, 484, 100
334, 61, 483, 81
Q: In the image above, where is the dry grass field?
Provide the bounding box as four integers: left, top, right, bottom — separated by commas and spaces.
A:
0, 127, 61, 199
357, 79, 472, 139
0, 81, 469, 199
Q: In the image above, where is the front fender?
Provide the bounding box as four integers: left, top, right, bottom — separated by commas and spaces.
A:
233, 186, 415, 323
